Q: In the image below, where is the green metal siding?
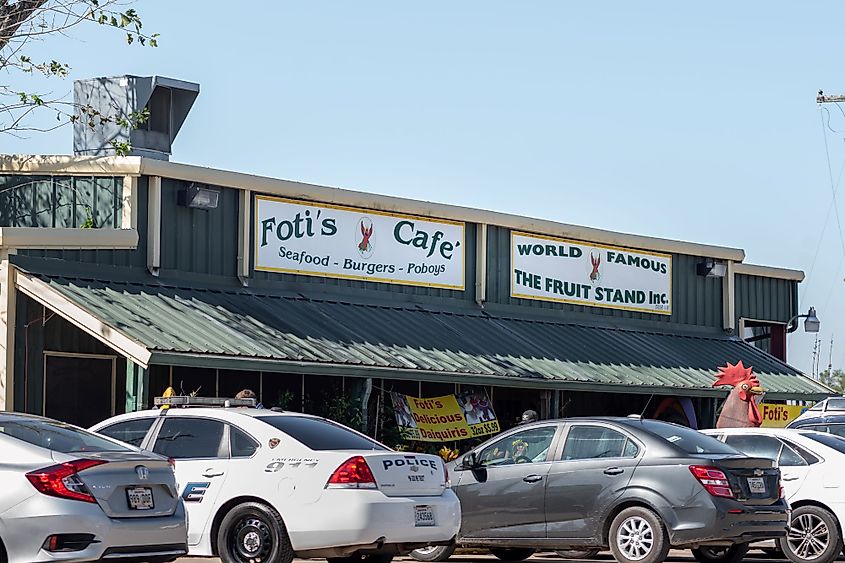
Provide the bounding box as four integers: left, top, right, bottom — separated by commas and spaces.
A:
486, 225, 724, 329
18, 177, 147, 270
0, 175, 123, 228
13, 294, 123, 415
735, 273, 796, 324
159, 179, 239, 278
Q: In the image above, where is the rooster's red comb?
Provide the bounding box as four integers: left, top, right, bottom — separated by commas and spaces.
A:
712, 360, 755, 387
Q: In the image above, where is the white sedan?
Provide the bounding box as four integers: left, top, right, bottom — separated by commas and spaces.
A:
702, 427, 845, 563
90, 397, 460, 563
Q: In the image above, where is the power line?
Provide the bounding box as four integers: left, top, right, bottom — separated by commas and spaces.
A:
819, 108, 845, 256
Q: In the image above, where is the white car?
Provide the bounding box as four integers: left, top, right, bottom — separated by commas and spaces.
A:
0, 412, 187, 563
702, 427, 845, 563
90, 397, 460, 563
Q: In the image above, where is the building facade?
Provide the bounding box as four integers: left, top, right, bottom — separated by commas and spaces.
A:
0, 76, 831, 441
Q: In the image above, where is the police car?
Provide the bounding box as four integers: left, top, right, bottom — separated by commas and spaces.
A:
90, 396, 460, 563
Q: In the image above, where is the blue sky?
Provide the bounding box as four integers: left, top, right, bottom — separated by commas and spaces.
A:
6, 1, 845, 375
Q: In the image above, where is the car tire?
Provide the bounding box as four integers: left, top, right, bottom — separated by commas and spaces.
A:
411, 545, 458, 562
556, 549, 602, 559
327, 555, 394, 563
691, 544, 750, 563
609, 507, 670, 563
490, 548, 536, 561
780, 505, 843, 563
217, 501, 294, 563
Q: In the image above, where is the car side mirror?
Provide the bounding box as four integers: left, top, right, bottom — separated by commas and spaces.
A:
459, 452, 479, 471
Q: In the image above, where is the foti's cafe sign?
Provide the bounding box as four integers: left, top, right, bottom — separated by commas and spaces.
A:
511, 231, 672, 315
255, 195, 465, 289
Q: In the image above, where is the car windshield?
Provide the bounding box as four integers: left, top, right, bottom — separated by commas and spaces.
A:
257, 416, 388, 451
640, 420, 739, 454
0, 418, 131, 453
799, 431, 845, 454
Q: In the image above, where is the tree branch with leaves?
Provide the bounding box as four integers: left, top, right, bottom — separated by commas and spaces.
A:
0, 0, 158, 148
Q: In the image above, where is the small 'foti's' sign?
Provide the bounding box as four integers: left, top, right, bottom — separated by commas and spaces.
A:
759, 403, 808, 428
510, 231, 672, 315
254, 195, 465, 290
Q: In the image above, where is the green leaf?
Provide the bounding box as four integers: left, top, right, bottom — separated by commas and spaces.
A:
126, 33, 133, 44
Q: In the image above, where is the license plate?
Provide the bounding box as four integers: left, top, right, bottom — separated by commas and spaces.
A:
415, 505, 435, 527
747, 477, 766, 494
126, 487, 154, 510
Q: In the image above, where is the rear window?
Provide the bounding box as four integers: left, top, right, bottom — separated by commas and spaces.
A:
800, 431, 845, 454
0, 418, 131, 453
257, 416, 387, 451
640, 420, 739, 454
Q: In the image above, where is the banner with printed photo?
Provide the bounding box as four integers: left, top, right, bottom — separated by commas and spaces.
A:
391, 391, 500, 442
255, 195, 465, 289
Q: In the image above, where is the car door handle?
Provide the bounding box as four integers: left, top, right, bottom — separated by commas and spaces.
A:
604, 467, 624, 476
783, 475, 800, 481
523, 474, 544, 483
202, 469, 225, 478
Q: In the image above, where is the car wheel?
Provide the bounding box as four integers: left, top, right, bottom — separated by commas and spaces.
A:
609, 507, 670, 563
556, 549, 602, 559
779, 505, 843, 563
327, 555, 394, 563
490, 548, 536, 561
217, 501, 294, 563
691, 544, 750, 563
411, 545, 457, 562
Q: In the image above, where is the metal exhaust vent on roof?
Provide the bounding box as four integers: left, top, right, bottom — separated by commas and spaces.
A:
73, 75, 199, 160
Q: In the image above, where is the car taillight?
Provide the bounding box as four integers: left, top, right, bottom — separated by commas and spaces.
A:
326, 456, 377, 489
689, 465, 734, 498
26, 459, 106, 503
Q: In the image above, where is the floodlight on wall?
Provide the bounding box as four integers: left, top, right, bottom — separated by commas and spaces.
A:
804, 307, 821, 333
696, 259, 727, 278
177, 184, 219, 209
786, 306, 821, 334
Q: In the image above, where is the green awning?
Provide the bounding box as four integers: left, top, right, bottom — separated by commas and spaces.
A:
19, 272, 833, 401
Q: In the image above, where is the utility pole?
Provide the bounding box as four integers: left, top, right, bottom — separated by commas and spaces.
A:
829, 335, 835, 375
818, 90, 845, 103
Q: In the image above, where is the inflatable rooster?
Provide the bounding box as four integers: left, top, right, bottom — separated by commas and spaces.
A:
713, 361, 764, 428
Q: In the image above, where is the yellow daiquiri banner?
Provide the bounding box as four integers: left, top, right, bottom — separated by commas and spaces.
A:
759, 403, 809, 428
390, 391, 500, 442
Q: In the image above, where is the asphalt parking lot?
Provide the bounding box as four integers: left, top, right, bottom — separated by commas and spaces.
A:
178, 550, 790, 563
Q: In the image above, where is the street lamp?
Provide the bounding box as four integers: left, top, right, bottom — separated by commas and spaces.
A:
787, 306, 820, 334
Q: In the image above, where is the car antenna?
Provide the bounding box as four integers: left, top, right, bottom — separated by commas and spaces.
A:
638, 394, 655, 419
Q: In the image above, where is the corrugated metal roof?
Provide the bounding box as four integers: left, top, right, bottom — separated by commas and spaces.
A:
35, 275, 832, 399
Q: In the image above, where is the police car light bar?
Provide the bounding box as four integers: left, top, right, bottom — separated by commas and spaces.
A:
154, 396, 256, 408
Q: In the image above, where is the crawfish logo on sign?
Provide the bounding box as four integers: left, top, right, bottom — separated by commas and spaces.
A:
589, 252, 602, 284
357, 217, 375, 258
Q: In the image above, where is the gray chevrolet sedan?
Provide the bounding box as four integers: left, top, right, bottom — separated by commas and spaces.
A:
415, 417, 788, 563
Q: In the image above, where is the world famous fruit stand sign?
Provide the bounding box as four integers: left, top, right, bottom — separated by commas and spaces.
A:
254, 195, 465, 290
391, 391, 500, 442
511, 231, 672, 315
